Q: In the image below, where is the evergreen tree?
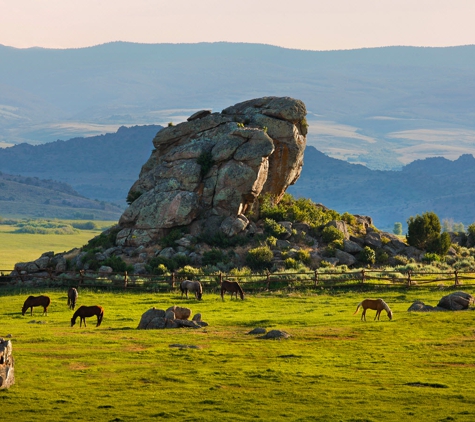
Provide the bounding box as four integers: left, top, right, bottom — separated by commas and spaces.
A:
406, 211, 441, 251
393, 222, 403, 235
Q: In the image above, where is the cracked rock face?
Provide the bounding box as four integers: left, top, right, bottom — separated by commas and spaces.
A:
117, 96, 307, 246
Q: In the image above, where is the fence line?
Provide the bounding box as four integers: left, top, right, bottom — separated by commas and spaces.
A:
1, 267, 475, 292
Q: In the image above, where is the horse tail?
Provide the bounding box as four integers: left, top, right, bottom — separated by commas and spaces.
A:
353, 302, 362, 315
97, 308, 104, 327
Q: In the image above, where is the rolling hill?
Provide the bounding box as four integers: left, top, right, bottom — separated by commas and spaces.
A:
0, 172, 123, 220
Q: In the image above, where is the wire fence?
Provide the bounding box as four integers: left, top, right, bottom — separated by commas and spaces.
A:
1, 267, 475, 292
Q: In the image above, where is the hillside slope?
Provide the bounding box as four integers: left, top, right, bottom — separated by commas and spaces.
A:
0, 124, 162, 203
0, 172, 122, 220
288, 147, 475, 229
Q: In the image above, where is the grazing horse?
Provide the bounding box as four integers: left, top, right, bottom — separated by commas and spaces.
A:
221, 280, 244, 300
71, 305, 104, 327
354, 298, 393, 321
67, 287, 78, 310
180, 280, 203, 300
22, 295, 51, 316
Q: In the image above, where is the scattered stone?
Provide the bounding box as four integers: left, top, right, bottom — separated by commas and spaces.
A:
437, 291, 474, 311
137, 307, 207, 330
247, 327, 267, 335
166, 306, 191, 320
259, 329, 290, 339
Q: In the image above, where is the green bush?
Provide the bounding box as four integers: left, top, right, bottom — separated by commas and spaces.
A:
72, 221, 100, 230
83, 227, 120, 251
198, 231, 249, 248
284, 257, 299, 269
422, 253, 441, 263
341, 212, 356, 225
263, 218, 288, 238
358, 246, 376, 265
406, 211, 441, 251
102, 256, 133, 273
322, 226, 345, 243
160, 228, 184, 247
266, 236, 277, 247
197, 150, 215, 177
295, 249, 311, 264
126, 190, 142, 205
245, 246, 274, 271
202, 249, 227, 266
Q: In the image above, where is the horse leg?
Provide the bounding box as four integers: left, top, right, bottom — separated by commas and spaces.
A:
221, 288, 225, 301
361, 309, 366, 321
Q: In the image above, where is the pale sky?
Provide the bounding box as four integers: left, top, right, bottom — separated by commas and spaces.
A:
1, 0, 475, 51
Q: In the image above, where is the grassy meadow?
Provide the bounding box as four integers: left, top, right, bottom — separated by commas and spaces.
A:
0, 220, 116, 270
2, 287, 475, 421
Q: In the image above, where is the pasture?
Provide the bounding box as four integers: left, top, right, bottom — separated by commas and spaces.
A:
0, 220, 115, 270
2, 287, 475, 421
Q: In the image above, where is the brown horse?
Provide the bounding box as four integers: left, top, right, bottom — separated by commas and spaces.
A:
71, 305, 104, 327
67, 287, 78, 310
22, 295, 51, 316
354, 298, 393, 321
221, 280, 244, 300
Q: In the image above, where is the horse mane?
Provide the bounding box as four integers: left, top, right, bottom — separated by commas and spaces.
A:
379, 299, 392, 314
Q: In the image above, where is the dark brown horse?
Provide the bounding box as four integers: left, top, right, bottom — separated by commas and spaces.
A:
71, 305, 104, 327
354, 298, 393, 321
22, 295, 51, 316
221, 280, 244, 300
67, 287, 78, 310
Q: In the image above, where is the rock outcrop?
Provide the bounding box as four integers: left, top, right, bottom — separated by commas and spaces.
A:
117, 96, 307, 246
137, 307, 208, 329
0, 337, 14, 389
408, 292, 474, 312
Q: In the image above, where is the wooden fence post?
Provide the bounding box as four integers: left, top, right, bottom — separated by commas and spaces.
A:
219, 272, 223, 285
361, 269, 365, 284
314, 269, 318, 288
171, 272, 176, 289
407, 271, 412, 287
454, 270, 459, 286
124, 271, 128, 289
266, 271, 270, 291
79, 270, 84, 286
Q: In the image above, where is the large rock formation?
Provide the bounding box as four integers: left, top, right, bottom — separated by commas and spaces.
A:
0, 337, 14, 389
117, 97, 307, 246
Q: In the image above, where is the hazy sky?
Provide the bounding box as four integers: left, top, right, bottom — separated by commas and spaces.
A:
1, 0, 475, 50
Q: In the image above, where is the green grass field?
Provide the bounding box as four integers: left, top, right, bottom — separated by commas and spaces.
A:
2, 287, 475, 421
0, 220, 115, 270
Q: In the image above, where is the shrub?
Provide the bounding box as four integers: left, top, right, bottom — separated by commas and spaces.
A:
266, 236, 277, 247
198, 231, 249, 248
358, 246, 376, 265
102, 256, 133, 273
264, 218, 288, 238
160, 228, 184, 247
72, 221, 99, 230
406, 211, 441, 251
126, 190, 142, 205
197, 150, 215, 177
284, 257, 299, 269
202, 249, 227, 266
341, 212, 356, 225
295, 249, 311, 265
322, 226, 345, 243
83, 227, 120, 251
245, 246, 274, 271
422, 253, 441, 263
393, 222, 403, 235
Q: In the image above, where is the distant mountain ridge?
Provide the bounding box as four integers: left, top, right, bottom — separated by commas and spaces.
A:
0, 124, 473, 228
288, 147, 475, 230
0, 124, 162, 203
2, 42, 475, 169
